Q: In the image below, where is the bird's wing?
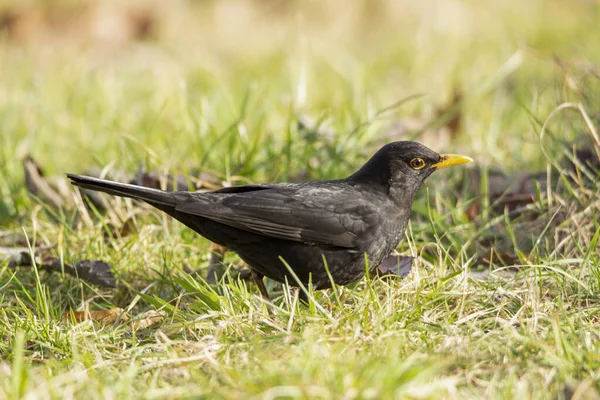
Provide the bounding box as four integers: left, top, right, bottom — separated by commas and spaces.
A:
175, 186, 378, 249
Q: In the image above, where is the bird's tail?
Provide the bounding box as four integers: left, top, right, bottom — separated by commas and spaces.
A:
67, 174, 176, 207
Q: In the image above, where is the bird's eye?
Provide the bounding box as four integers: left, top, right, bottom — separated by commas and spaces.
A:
410, 158, 426, 170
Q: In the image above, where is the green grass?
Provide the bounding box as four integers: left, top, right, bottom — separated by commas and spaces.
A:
2, 0, 600, 398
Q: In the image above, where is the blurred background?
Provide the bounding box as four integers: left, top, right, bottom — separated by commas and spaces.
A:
2, 3, 600, 397
1, 0, 599, 208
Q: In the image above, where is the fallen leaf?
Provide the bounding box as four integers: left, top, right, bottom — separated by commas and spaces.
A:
193, 171, 223, 190
23, 155, 66, 207
1, 244, 55, 266
62, 308, 127, 324
0, 233, 28, 247
131, 165, 194, 192
129, 310, 166, 330
374, 255, 414, 278
2, 245, 116, 288
126, 7, 157, 41
64, 260, 116, 288
103, 216, 139, 241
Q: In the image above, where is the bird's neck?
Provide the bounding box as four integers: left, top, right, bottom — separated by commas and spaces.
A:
346, 154, 391, 190
388, 181, 419, 208
348, 174, 420, 212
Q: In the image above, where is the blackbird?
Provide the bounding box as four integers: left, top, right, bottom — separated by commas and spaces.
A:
67, 141, 471, 299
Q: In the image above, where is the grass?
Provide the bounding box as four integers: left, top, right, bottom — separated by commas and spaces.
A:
1, 0, 600, 398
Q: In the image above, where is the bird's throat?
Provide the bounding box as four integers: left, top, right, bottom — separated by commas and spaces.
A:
388, 180, 421, 209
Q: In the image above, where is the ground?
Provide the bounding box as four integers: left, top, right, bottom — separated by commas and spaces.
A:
1, 0, 600, 399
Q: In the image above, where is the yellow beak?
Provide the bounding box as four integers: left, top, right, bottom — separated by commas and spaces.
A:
431, 154, 473, 169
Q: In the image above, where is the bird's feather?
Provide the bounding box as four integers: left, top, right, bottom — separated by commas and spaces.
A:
175, 185, 377, 249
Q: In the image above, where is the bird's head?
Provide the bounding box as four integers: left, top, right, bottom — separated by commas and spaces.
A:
348, 141, 472, 202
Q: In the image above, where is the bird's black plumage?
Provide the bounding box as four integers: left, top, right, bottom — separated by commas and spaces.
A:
67, 141, 471, 294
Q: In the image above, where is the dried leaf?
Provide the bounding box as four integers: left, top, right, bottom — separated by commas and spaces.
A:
37, 258, 116, 288
132, 166, 193, 192
475, 206, 569, 265
193, 171, 223, 190
103, 216, 138, 241
374, 255, 413, 278
129, 310, 166, 330
1, 244, 55, 266
2, 245, 116, 288
62, 308, 127, 324
0, 233, 28, 247
65, 260, 116, 288
0, 8, 44, 42
4, 250, 34, 267
126, 8, 157, 41
130, 166, 223, 191
460, 168, 544, 219
457, 164, 574, 266
23, 155, 66, 207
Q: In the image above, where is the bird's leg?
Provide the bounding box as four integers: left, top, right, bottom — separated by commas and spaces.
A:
235, 264, 253, 281
206, 243, 227, 284
252, 272, 270, 301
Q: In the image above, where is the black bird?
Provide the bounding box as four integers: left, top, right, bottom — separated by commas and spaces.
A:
67, 142, 471, 299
